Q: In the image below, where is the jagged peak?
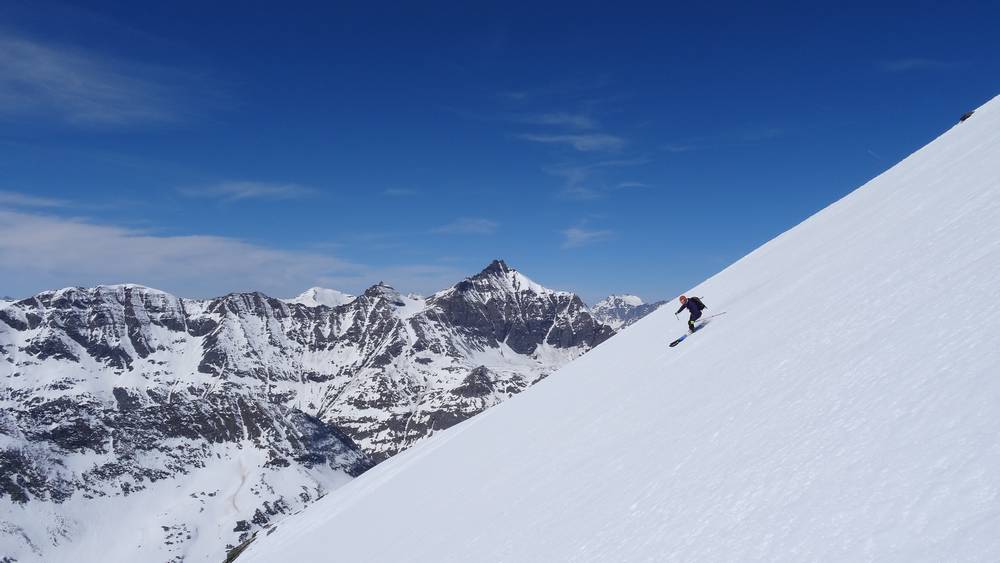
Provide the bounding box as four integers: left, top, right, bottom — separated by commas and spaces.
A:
44, 283, 167, 296
463, 259, 569, 297
362, 282, 405, 304
358, 282, 427, 318
96, 283, 169, 293
215, 290, 272, 300
25, 284, 177, 305
364, 281, 396, 295
480, 259, 511, 275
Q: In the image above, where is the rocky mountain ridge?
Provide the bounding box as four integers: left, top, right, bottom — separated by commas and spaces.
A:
0, 260, 638, 561
591, 294, 668, 330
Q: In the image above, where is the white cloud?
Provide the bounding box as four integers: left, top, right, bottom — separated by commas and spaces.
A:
518, 133, 625, 152
560, 225, 614, 249
433, 218, 499, 235
0, 34, 180, 125
0, 190, 72, 208
0, 208, 362, 298
0, 208, 480, 299
179, 181, 316, 202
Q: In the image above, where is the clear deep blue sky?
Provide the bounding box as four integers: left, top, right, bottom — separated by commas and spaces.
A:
1, 0, 997, 301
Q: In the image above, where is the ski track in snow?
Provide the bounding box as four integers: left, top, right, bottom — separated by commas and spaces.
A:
241, 96, 1000, 562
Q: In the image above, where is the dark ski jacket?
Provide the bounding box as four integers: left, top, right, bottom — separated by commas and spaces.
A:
675, 297, 707, 316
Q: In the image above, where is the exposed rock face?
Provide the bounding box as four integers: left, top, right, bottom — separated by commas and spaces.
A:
590, 294, 667, 330
427, 260, 613, 355
0, 262, 616, 561
0, 285, 371, 562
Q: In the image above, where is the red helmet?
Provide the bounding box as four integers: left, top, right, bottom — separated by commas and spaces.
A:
679, 295, 687, 303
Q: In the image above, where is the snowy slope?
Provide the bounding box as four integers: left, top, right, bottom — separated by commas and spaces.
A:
241, 97, 1000, 562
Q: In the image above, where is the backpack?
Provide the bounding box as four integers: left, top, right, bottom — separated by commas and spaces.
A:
690, 297, 707, 311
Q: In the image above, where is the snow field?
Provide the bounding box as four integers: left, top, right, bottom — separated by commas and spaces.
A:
242, 96, 1000, 562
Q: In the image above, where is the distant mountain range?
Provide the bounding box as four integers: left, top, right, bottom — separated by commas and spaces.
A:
0, 260, 663, 561
591, 294, 668, 330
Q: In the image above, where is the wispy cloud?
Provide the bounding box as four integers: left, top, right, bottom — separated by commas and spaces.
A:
0, 207, 474, 298
179, 181, 316, 202
561, 225, 614, 249
0, 34, 186, 126
663, 143, 697, 153
660, 127, 784, 153
433, 218, 499, 235
520, 112, 597, 129
878, 58, 964, 72
559, 185, 604, 200
496, 75, 614, 104
0, 190, 72, 208
518, 133, 625, 152
545, 157, 651, 200
615, 181, 650, 189
740, 128, 783, 142
382, 188, 419, 197
448, 108, 598, 131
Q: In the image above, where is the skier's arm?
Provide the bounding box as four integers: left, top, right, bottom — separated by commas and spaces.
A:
675, 303, 686, 315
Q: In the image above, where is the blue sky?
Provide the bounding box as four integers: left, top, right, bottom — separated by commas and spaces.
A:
1, 0, 997, 302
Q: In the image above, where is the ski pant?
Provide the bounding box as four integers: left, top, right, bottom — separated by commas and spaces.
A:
688, 309, 702, 332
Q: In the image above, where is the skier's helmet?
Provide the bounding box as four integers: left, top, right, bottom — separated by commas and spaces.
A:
679, 295, 687, 303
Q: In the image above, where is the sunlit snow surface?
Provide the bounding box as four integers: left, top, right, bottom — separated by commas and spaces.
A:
282, 287, 355, 308
243, 96, 1000, 562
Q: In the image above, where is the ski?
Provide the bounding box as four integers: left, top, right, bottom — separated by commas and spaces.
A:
668, 314, 723, 347
669, 324, 702, 347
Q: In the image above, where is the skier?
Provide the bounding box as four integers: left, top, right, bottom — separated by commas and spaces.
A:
675, 295, 707, 333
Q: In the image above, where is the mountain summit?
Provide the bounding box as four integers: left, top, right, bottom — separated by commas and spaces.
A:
241, 97, 1000, 562
0, 261, 616, 561
284, 287, 355, 308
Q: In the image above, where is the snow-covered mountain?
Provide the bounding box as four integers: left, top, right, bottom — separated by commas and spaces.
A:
0, 261, 613, 561
590, 294, 666, 330
239, 97, 1000, 562
283, 287, 354, 308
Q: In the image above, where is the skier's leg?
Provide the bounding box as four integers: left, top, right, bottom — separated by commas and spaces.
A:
688, 310, 701, 332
